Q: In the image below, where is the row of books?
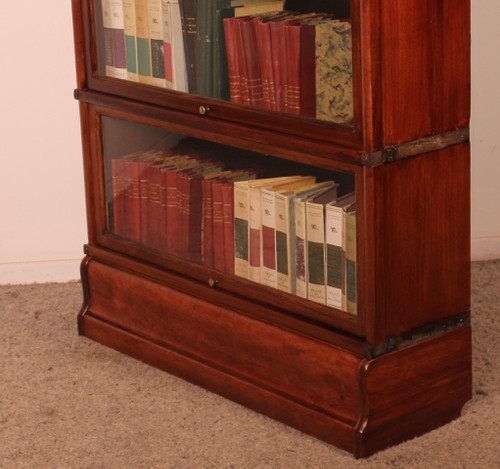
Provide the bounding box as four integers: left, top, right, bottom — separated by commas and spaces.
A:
110, 149, 258, 270
111, 150, 356, 314
98, 0, 353, 124
101, 0, 189, 90
223, 12, 353, 124
233, 176, 356, 314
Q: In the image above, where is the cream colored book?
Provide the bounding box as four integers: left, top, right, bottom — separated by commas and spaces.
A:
123, 0, 139, 81
305, 186, 339, 304
325, 192, 355, 310
260, 177, 315, 289
275, 181, 337, 294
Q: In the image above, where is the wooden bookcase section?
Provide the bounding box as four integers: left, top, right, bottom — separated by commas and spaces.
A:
72, 0, 472, 457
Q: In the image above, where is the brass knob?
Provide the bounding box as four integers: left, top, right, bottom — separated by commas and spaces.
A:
208, 278, 218, 288
199, 105, 210, 116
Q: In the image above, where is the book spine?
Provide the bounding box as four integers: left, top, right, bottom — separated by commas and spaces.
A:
145, 163, 163, 249
223, 17, 242, 103
139, 158, 151, 244
299, 21, 316, 117
201, 178, 215, 268
254, 19, 274, 110
135, 0, 153, 84
162, 0, 174, 87
241, 18, 264, 107
195, 0, 212, 96
294, 198, 307, 298
170, 0, 189, 91
222, 182, 235, 274
285, 23, 300, 114
212, 180, 226, 272
178, 0, 198, 93
186, 174, 204, 262
125, 158, 142, 243
306, 201, 326, 304
233, 182, 250, 278
123, 0, 139, 81
261, 190, 277, 288
345, 210, 357, 315
214, 7, 233, 100
101, 0, 116, 77
111, 158, 128, 238
275, 193, 293, 293
325, 205, 344, 309
315, 20, 353, 125
110, 0, 128, 79
149, 0, 167, 87
269, 20, 286, 112
165, 167, 179, 254
248, 185, 263, 283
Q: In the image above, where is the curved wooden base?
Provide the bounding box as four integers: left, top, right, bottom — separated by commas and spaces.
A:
78, 257, 472, 458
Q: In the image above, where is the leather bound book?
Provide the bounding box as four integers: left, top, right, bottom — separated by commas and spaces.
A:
305, 185, 338, 304
124, 154, 143, 243
135, 0, 153, 84
222, 182, 235, 274
315, 19, 353, 124
123, 0, 139, 81
212, 178, 226, 271
149, 0, 167, 88
178, 0, 198, 93
223, 16, 243, 103
111, 157, 128, 238
145, 162, 163, 249
240, 17, 264, 107
110, 0, 128, 79
101, 0, 116, 77
201, 177, 216, 268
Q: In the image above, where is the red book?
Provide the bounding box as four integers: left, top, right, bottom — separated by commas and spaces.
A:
286, 18, 325, 117
177, 170, 204, 262
223, 17, 243, 104
201, 177, 215, 268
212, 179, 226, 272
240, 17, 264, 108
111, 158, 128, 238
269, 18, 287, 112
124, 156, 142, 243
145, 163, 163, 249
165, 165, 182, 255
221, 182, 235, 275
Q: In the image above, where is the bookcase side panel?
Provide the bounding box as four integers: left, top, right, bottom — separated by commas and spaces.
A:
377, 143, 470, 337
380, 0, 470, 145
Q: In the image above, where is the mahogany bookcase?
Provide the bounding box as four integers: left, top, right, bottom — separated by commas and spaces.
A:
71, 0, 471, 457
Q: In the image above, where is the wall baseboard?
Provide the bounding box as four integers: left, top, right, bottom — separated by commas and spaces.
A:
0, 241, 498, 285
0, 259, 81, 285
471, 236, 500, 262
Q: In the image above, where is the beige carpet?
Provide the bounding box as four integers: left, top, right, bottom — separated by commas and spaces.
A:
1, 260, 499, 468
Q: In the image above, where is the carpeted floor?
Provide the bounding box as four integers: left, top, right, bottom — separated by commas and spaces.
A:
0, 260, 499, 468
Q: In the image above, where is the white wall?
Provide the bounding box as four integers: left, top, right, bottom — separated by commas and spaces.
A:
471, 0, 500, 261
0, 3, 87, 284
0, 2, 498, 285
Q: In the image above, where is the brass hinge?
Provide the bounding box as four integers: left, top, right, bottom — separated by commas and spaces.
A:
365, 312, 470, 359
363, 128, 470, 166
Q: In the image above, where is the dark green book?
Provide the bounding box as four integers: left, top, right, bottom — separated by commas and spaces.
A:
179, 0, 198, 93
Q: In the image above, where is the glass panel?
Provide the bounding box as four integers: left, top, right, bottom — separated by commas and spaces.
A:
102, 116, 357, 314
94, 0, 353, 126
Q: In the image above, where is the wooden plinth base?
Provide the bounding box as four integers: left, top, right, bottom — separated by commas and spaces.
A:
78, 257, 472, 458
